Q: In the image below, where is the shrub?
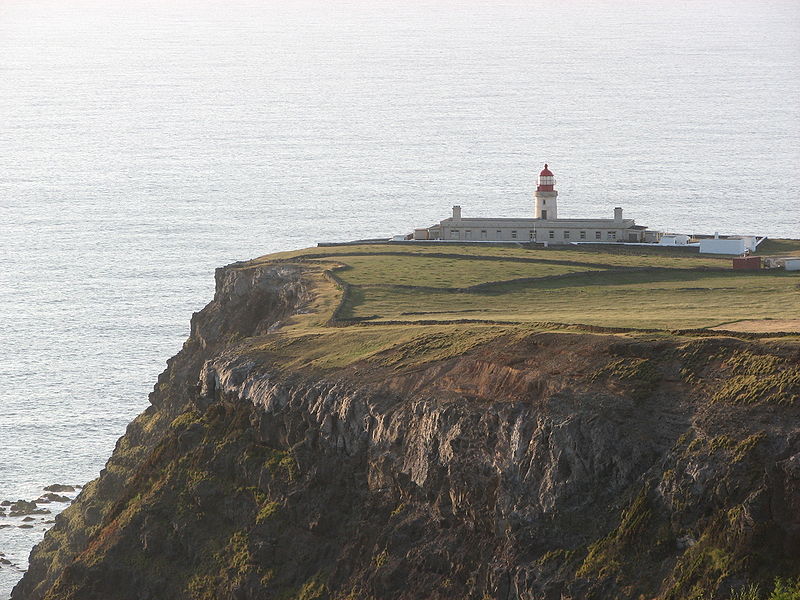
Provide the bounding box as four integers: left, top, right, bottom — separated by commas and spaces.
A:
731, 584, 760, 600
768, 578, 800, 600
374, 550, 389, 568
256, 501, 280, 524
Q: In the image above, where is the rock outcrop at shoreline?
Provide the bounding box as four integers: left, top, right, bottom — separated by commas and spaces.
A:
12, 259, 800, 600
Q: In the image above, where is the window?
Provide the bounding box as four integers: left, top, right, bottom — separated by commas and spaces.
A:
580, 231, 586, 240
607, 231, 617, 240
451, 229, 460, 240
564, 231, 570, 239
542, 199, 546, 205
511, 230, 517, 239
465, 230, 472, 239
496, 230, 502, 236
595, 231, 602, 240
549, 230, 555, 239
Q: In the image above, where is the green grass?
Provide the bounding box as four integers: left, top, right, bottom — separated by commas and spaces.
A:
755, 238, 800, 256
259, 243, 730, 269
330, 254, 592, 288
345, 270, 799, 329
228, 243, 800, 373
250, 324, 516, 372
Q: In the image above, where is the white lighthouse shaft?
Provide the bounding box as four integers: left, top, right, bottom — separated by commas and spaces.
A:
534, 165, 558, 219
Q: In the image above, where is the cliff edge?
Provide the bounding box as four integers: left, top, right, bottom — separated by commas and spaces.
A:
12, 248, 800, 600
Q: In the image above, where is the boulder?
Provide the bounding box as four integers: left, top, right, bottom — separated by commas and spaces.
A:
9, 500, 38, 516
43, 484, 76, 493
42, 493, 71, 503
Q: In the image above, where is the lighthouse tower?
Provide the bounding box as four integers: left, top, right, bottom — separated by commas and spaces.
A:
534, 164, 558, 219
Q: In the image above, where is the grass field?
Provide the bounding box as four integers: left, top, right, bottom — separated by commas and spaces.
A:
754, 238, 800, 256
331, 254, 593, 288
240, 241, 800, 371
346, 270, 799, 329
263, 244, 731, 270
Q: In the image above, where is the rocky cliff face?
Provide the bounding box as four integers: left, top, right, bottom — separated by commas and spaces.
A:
12, 261, 800, 600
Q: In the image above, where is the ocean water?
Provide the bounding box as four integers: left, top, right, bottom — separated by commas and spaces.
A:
1, 0, 798, 595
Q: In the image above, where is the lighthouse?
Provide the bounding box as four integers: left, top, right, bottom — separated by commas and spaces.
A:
415, 160, 647, 244
534, 164, 558, 219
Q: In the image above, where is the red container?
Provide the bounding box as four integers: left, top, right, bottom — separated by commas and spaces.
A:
732, 256, 761, 270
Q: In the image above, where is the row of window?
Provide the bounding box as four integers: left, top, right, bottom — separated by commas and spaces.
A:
449, 229, 617, 240
554, 230, 616, 240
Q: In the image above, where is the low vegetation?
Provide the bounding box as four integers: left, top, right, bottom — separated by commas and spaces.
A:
235, 241, 800, 374
754, 238, 800, 256
725, 577, 800, 600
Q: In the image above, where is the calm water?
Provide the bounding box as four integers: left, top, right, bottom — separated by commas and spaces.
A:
1, 0, 798, 595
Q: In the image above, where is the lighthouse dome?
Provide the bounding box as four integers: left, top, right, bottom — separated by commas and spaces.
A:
537, 164, 556, 191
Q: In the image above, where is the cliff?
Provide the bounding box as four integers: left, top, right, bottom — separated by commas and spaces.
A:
12, 253, 800, 600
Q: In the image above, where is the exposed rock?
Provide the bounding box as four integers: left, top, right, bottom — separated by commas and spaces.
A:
42, 485, 75, 493
9, 501, 41, 517
11, 260, 800, 600
38, 494, 71, 503
18, 524, 33, 529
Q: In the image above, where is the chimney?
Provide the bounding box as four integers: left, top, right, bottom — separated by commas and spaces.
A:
614, 207, 623, 222
452, 205, 462, 220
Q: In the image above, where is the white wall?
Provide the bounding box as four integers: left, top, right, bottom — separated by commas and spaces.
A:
785, 259, 800, 271
699, 239, 746, 255
659, 234, 689, 246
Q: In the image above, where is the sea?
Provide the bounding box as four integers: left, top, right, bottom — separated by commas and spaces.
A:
1, 0, 798, 595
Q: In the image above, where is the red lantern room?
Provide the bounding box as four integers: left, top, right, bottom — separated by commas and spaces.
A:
537, 164, 555, 191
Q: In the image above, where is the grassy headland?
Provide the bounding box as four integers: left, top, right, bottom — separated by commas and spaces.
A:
18, 240, 800, 600
236, 241, 800, 373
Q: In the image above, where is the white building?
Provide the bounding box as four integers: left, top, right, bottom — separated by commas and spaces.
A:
414, 165, 648, 244
698, 234, 758, 255
659, 234, 691, 246
785, 259, 800, 272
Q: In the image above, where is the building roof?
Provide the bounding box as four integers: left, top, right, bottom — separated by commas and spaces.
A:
540, 164, 554, 177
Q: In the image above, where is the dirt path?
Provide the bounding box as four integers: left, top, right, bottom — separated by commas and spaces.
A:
712, 319, 800, 333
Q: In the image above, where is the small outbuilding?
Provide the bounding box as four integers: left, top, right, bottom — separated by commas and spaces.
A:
659, 234, 690, 246
700, 238, 746, 255
698, 234, 760, 256
732, 256, 761, 270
